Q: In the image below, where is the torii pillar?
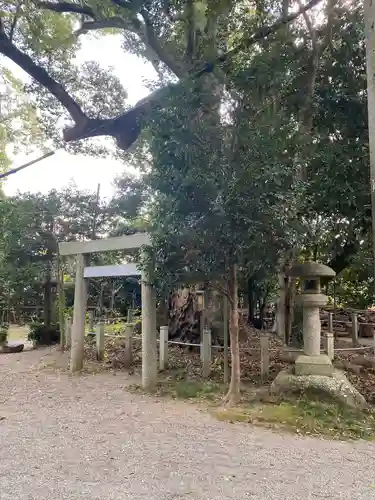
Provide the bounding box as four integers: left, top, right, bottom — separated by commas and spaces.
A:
59, 234, 157, 388
70, 253, 88, 372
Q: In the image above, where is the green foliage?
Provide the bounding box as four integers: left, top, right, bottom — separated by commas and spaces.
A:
27, 321, 60, 346
213, 399, 375, 440
0, 322, 9, 345
0, 0, 372, 312
0, 182, 145, 320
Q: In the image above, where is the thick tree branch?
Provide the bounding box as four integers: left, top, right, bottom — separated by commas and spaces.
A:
62, 0, 325, 147
140, 9, 186, 78
37, 1, 96, 19
326, 239, 361, 277
9, 0, 23, 42
282, 0, 289, 18
297, 0, 318, 133
185, 0, 195, 62
1, 0, 325, 152
111, 0, 133, 10
0, 31, 88, 126
75, 17, 130, 35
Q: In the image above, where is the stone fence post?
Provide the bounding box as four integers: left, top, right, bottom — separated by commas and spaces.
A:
260, 334, 269, 381
324, 332, 334, 361
201, 328, 212, 378
351, 312, 359, 347
328, 312, 333, 333
159, 326, 168, 371
96, 322, 105, 361
65, 317, 72, 349
88, 310, 94, 332
124, 324, 133, 368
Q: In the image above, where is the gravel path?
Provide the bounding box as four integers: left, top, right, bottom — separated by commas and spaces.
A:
1, 348, 375, 500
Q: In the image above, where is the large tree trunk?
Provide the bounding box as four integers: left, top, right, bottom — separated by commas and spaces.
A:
168, 289, 201, 343
224, 264, 240, 406
364, 0, 375, 301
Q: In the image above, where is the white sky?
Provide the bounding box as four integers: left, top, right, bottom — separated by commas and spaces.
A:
4, 34, 157, 198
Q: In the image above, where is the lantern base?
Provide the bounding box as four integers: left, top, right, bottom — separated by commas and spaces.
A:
295, 354, 333, 377
271, 368, 368, 409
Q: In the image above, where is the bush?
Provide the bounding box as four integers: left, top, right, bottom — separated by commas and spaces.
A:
28, 322, 60, 346
0, 323, 9, 345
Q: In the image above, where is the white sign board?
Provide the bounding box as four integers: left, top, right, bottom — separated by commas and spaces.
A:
84, 263, 141, 278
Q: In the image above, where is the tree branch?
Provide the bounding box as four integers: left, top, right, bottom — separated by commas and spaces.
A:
195, 0, 324, 76
111, 0, 133, 10
37, 1, 96, 19
60, 0, 326, 147
9, 0, 23, 42
74, 17, 130, 36
0, 151, 55, 180
1, 0, 325, 153
297, 0, 318, 133
140, 9, 186, 78
0, 31, 88, 126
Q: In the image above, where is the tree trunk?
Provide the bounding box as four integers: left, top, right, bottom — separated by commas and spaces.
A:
224, 263, 240, 406
168, 289, 201, 343
57, 250, 66, 349
285, 277, 297, 345
364, 0, 375, 301
276, 271, 286, 340
44, 278, 52, 328
247, 277, 256, 322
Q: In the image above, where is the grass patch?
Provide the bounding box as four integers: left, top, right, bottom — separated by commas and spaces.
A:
7, 325, 29, 342
212, 398, 375, 440
129, 378, 225, 402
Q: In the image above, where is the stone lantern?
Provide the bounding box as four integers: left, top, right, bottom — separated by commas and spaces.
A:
288, 261, 335, 377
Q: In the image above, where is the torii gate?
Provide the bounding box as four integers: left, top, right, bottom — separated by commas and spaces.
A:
59, 233, 157, 389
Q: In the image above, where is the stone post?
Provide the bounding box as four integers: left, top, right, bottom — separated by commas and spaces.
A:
159, 326, 168, 371
324, 332, 334, 361
65, 316, 72, 349
260, 334, 269, 381
88, 310, 94, 332
124, 324, 133, 368
351, 312, 359, 347
70, 254, 87, 373
328, 312, 333, 333
201, 327, 211, 378
96, 322, 105, 361
141, 260, 157, 390
127, 309, 133, 323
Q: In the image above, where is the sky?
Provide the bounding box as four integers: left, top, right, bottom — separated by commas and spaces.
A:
4, 34, 157, 198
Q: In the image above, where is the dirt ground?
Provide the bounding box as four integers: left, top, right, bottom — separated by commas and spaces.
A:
0, 347, 374, 500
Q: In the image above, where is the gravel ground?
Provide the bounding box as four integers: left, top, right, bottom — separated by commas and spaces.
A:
1, 348, 375, 500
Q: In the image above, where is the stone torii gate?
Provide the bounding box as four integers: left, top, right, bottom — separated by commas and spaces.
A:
59, 233, 157, 389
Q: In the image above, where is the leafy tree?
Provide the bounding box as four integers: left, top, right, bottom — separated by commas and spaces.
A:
0, 185, 108, 322
0, 0, 323, 151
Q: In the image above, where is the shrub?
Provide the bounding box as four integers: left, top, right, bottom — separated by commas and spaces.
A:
28, 322, 60, 346
0, 323, 9, 345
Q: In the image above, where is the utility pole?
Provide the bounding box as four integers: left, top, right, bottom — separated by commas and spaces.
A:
364, 0, 375, 303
